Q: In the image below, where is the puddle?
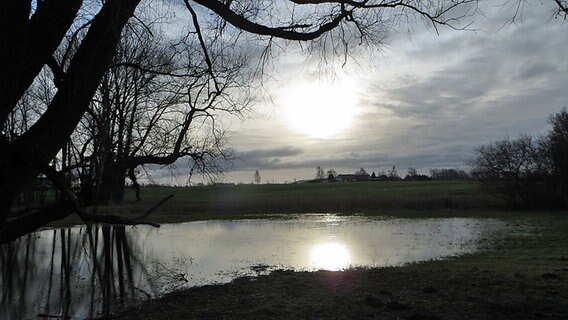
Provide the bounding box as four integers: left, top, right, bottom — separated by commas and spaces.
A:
0, 214, 509, 319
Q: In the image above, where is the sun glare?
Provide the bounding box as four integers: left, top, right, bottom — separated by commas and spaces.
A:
278, 79, 359, 139
311, 243, 351, 271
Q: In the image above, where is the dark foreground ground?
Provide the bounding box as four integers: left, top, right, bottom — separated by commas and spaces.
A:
109, 213, 568, 320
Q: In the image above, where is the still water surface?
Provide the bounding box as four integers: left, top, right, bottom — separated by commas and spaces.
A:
1, 214, 508, 319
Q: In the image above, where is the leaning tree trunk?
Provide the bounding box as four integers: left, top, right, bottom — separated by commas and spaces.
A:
0, 145, 39, 225
0, 0, 142, 240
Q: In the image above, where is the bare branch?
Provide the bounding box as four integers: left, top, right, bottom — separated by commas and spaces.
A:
193, 0, 351, 40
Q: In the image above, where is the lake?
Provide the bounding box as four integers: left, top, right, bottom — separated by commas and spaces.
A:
0, 214, 510, 319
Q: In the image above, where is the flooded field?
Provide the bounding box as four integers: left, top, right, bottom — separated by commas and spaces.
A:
0, 214, 510, 319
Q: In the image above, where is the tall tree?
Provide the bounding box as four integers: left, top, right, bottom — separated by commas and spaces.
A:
469, 135, 557, 208
77, 20, 250, 203
546, 108, 568, 207
1, 0, 481, 242
315, 166, 325, 180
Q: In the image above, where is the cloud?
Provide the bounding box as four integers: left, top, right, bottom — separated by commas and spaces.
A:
149, 2, 568, 183
231, 146, 304, 170
240, 146, 304, 159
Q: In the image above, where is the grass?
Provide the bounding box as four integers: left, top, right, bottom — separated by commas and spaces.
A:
52, 180, 504, 227
48, 180, 506, 227
115, 180, 500, 213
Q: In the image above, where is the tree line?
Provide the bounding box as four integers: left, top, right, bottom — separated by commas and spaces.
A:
470, 109, 568, 209
314, 166, 468, 182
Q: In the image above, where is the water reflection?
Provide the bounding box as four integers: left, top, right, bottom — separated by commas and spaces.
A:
0, 215, 510, 319
311, 243, 350, 271
0, 226, 164, 320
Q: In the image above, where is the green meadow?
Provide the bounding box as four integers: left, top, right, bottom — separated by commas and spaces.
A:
72, 180, 504, 226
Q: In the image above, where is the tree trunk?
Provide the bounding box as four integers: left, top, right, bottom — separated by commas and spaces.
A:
0, 144, 42, 225
98, 162, 126, 204
0, 0, 141, 237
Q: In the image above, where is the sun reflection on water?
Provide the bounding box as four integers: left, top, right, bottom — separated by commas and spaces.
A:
311, 243, 351, 271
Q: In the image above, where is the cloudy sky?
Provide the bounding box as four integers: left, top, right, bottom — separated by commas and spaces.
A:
155, 1, 568, 185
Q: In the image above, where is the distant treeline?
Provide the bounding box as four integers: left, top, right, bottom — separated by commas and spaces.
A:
302, 166, 470, 183
470, 108, 568, 209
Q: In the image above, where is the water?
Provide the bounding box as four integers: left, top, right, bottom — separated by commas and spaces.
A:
0, 214, 508, 319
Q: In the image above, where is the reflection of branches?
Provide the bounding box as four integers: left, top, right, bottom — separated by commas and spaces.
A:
0, 234, 39, 319
1, 225, 161, 319
149, 260, 190, 292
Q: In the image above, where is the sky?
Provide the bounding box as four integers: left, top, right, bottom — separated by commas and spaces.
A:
152, 1, 568, 185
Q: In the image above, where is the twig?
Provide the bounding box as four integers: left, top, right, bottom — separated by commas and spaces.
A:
133, 194, 174, 221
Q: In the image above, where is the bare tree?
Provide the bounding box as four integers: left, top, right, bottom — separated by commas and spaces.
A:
0, 0, 481, 242
254, 170, 261, 184
387, 166, 400, 180
469, 135, 556, 208
326, 168, 337, 179
507, 0, 568, 23
407, 167, 418, 178
315, 166, 325, 180
470, 109, 568, 209
74, 20, 251, 204
545, 107, 568, 206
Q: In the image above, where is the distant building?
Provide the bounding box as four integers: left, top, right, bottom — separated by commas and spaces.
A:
335, 174, 370, 182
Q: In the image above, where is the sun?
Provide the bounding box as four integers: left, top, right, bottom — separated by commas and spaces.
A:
278, 79, 359, 139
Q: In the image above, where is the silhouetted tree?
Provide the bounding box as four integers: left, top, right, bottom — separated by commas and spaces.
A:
74, 20, 249, 204
315, 166, 325, 180
355, 168, 368, 176
545, 108, 568, 207
326, 169, 337, 179
254, 170, 261, 184
469, 135, 558, 208
407, 168, 417, 178
509, 0, 568, 20
387, 165, 401, 180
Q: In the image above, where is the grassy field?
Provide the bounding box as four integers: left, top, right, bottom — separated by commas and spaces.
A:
56, 180, 505, 226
